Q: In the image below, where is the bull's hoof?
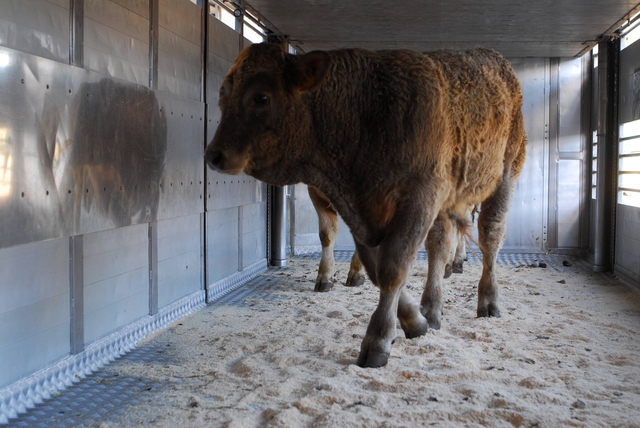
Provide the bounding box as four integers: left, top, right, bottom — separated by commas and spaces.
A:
403, 322, 429, 339
356, 350, 389, 368
452, 262, 464, 274
314, 282, 334, 292
477, 303, 501, 318
421, 306, 442, 330
444, 264, 453, 279
345, 276, 365, 287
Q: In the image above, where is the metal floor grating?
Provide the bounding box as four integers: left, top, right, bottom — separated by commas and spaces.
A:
3, 252, 579, 426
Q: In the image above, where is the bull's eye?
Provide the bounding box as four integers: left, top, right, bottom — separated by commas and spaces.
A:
253, 93, 269, 106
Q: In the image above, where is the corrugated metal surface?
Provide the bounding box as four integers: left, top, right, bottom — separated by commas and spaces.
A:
157, 214, 201, 309
158, 0, 202, 100
0, 0, 70, 64
84, 0, 150, 86
0, 238, 70, 389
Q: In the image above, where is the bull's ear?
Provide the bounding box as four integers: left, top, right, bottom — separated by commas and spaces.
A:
288, 51, 330, 92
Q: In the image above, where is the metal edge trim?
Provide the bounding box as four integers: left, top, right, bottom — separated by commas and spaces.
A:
207, 258, 268, 302
0, 290, 206, 424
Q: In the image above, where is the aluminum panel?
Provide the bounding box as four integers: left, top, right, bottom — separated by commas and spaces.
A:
158, 0, 202, 101
0, 238, 69, 388
208, 15, 240, 62
83, 224, 149, 345
207, 207, 239, 283
0, 48, 169, 249
208, 174, 264, 210
0, 0, 69, 63
155, 91, 205, 220
157, 214, 201, 308
557, 159, 582, 247
84, 0, 150, 86
558, 57, 583, 153
242, 201, 267, 267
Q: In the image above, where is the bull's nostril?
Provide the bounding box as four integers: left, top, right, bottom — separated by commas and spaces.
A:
205, 150, 224, 170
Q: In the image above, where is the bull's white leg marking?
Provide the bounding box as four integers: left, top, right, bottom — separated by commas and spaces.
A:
397, 286, 429, 338
309, 186, 338, 292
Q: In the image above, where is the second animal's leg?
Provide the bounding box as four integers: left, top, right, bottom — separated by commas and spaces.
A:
420, 213, 455, 330
345, 251, 366, 287
308, 186, 338, 292
451, 229, 466, 274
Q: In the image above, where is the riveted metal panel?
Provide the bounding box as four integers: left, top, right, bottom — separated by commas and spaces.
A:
0, 0, 69, 63
207, 207, 239, 283
0, 238, 70, 388
84, 0, 150, 86
0, 47, 169, 250
619, 38, 640, 125
242, 201, 267, 268
155, 91, 205, 220
83, 224, 149, 345
158, 0, 202, 101
208, 174, 265, 210
157, 214, 202, 308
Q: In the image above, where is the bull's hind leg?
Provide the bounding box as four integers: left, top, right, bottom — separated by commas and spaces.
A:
451, 231, 466, 274
476, 178, 517, 318
345, 251, 366, 287
420, 212, 456, 329
308, 186, 339, 292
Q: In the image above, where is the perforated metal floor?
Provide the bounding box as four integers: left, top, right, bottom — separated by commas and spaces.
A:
3, 252, 578, 426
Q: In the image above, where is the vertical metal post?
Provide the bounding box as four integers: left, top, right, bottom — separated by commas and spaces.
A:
69, 0, 84, 67
201, 4, 210, 299
270, 186, 288, 266
69, 236, 84, 354
149, 0, 160, 90
149, 222, 159, 315
593, 37, 619, 272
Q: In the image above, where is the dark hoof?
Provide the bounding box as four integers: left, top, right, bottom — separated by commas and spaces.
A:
404, 325, 429, 339
452, 262, 464, 274
356, 350, 389, 368
444, 264, 453, 279
314, 282, 333, 292
477, 303, 501, 318
345, 276, 365, 287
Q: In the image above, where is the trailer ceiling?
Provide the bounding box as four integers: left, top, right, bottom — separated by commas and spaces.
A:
244, 0, 640, 57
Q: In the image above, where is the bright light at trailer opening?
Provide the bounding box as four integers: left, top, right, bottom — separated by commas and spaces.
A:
0, 53, 10, 67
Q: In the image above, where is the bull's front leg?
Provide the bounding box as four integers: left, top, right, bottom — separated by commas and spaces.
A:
355, 204, 434, 368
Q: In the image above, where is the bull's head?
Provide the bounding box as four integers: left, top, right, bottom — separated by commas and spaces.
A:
205, 43, 329, 184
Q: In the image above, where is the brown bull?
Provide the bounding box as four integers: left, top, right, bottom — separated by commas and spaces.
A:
205, 43, 526, 368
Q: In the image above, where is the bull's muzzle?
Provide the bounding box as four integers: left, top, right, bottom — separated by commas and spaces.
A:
204, 150, 225, 171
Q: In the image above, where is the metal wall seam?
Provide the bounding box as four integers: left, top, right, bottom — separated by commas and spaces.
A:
149, 0, 159, 90
69, 235, 84, 355
69, 0, 84, 67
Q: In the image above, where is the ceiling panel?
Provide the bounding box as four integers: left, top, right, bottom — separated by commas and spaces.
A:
244, 0, 640, 57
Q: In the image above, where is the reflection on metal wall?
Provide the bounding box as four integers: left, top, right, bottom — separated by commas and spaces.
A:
84, 0, 150, 86
0, 45, 206, 250
158, 0, 202, 100
0, 0, 70, 64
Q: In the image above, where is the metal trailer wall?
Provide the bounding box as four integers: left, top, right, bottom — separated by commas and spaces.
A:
291, 57, 591, 255
615, 38, 640, 285
0, 0, 268, 409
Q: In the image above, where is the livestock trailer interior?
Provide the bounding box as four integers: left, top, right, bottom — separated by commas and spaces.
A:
1, 0, 639, 423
